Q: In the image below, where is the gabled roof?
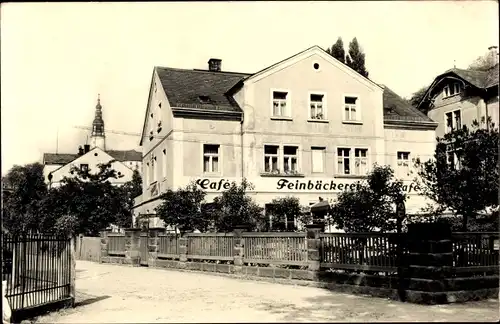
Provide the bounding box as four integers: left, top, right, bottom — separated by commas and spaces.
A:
418, 63, 499, 109
43, 153, 79, 165
43, 149, 141, 165
150, 45, 433, 130
380, 85, 435, 123
156, 67, 251, 112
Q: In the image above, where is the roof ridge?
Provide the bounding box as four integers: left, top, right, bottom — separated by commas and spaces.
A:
156, 66, 252, 76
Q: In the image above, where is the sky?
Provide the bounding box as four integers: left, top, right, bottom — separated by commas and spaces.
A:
1, 1, 498, 175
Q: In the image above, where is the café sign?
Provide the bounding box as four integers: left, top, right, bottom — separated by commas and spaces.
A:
195, 178, 421, 193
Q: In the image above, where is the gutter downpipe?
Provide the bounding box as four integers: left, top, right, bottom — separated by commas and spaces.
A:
240, 113, 245, 179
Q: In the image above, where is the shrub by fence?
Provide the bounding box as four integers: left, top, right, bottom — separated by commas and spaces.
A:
99, 226, 499, 305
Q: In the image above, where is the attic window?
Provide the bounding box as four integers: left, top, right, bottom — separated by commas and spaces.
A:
198, 95, 213, 104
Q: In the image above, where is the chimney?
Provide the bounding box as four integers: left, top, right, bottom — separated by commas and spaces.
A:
488, 46, 498, 66
78, 146, 84, 156
208, 58, 222, 72
84, 144, 90, 153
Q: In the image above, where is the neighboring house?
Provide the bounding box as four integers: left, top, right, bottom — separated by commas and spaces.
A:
132, 45, 438, 226
419, 46, 499, 139
45, 146, 140, 187
42, 95, 142, 185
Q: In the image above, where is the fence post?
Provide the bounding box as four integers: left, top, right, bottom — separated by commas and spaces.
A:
69, 236, 76, 306
125, 228, 141, 266
148, 227, 165, 267
233, 225, 251, 273
305, 224, 324, 273
100, 231, 108, 263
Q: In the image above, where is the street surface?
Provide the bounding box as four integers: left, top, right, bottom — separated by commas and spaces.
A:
33, 261, 499, 323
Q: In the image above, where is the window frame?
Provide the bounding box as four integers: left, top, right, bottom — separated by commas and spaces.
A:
444, 109, 462, 133
263, 144, 280, 173
336, 147, 352, 175
396, 151, 411, 177
283, 145, 299, 174
443, 82, 463, 98
342, 94, 362, 124
311, 146, 326, 174
308, 91, 327, 121
80, 164, 89, 172
162, 148, 167, 179
202, 143, 221, 175
270, 88, 292, 119
353, 148, 369, 176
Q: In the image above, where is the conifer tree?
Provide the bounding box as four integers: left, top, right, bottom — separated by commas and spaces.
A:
346, 37, 369, 78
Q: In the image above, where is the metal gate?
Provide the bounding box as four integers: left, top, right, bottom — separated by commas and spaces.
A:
2, 234, 74, 311
139, 234, 149, 266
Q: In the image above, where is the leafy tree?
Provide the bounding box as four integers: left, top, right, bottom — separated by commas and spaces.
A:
155, 182, 207, 235
329, 165, 406, 232
408, 85, 430, 113
326, 37, 346, 63
2, 163, 47, 235
210, 179, 265, 232
39, 162, 131, 236
120, 170, 142, 228
267, 196, 303, 231
414, 118, 499, 231
345, 37, 369, 78
468, 50, 498, 71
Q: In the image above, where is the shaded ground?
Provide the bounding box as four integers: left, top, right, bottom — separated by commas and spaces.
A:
32, 261, 499, 323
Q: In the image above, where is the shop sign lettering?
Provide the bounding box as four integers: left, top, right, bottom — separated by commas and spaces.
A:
196, 178, 421, 193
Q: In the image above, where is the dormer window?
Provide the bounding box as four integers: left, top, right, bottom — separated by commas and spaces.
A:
443, 82, 462, 98
199, 95, 212, 104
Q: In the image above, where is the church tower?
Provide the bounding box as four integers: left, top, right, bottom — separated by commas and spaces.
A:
90, 94, 106, 150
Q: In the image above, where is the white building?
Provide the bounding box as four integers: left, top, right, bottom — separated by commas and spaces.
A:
42, 95, 142, 187
132, 46, 439, 226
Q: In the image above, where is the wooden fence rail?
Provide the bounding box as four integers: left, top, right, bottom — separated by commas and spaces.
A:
186, 233, 235, 261
158, 234, 180, 259
319, 233, 399, 272
242, 232, 308, 266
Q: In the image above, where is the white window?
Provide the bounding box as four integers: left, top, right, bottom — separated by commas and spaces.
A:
283, 146, 298, 173
309, 94, 325, 120
443, 82, 462, 98
337, 148, 351, 175
203, 144, 220, 173
445, 110, 461, 133
344, 96, 359, 121
311, 147, 325, 173
272, 91, 289, 117
397, 151, 410, 177
354, 149, 368, 175
264, 145, 279, 173
162, 149, 167, 179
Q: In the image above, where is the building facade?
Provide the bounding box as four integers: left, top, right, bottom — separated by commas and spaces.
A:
419, 46, 499, 139
42, 95, 142, 186
133, 46, 438, 224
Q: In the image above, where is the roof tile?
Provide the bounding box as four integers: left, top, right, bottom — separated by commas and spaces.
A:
43, 150, 141, 165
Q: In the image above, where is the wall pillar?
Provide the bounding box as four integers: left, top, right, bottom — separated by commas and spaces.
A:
178, 234, 188, 267
124, 228, 141, 266
99, 231, 108, 263
403, 223, 453, 304
305, 224, 324, 272
148, 227, 165, 267
233, 225, 251, 273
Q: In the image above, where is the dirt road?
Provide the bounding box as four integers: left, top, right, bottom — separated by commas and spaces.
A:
33, 261, 499, 323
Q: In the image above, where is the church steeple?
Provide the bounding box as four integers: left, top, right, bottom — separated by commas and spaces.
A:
90, 94, 106, 150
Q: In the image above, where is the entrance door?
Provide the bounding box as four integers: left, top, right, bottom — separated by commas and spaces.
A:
139, 234, 149, 266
